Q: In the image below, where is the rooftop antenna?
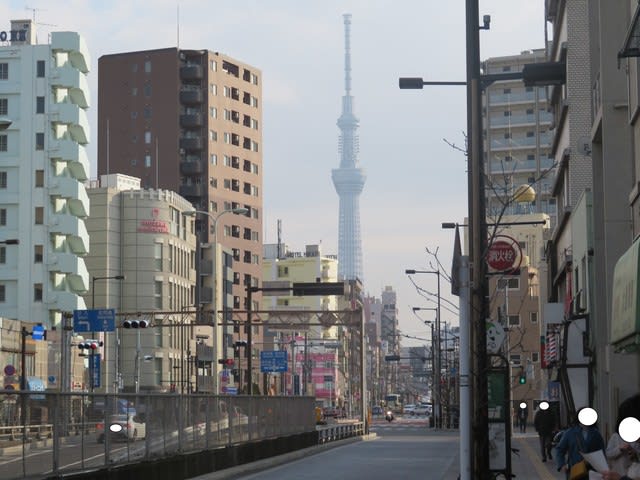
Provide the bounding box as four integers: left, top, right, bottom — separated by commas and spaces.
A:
25, 6, 57, 43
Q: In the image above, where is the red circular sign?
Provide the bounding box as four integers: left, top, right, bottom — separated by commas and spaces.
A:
486, 239, 518, 271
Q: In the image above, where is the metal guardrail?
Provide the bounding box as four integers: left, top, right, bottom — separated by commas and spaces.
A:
0, 391, 316, 480
317, 421, 365, 444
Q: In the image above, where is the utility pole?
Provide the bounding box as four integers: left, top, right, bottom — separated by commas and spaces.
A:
466, 0, 490, 475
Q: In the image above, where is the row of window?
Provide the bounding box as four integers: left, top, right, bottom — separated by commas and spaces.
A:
0, 206, 44, 226
0, 283, 42, 302
509, 352, 539, 366
0, 97, 45, 116
0, 244, 43, 265
217, 155, 259, 174
0, 60, 46, 81
220, 178, 259, 197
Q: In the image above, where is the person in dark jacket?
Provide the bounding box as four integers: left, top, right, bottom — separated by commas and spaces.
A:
555, 409, 605, 476
534, 401, 555, 462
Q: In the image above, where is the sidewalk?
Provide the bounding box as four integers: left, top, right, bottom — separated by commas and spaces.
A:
444, 431, 565, 479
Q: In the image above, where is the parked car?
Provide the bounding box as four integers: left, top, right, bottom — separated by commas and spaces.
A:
414, 404, 430, 416
404, 404, 416, 415
323, 407, 340, 419
97, 413, 146, 443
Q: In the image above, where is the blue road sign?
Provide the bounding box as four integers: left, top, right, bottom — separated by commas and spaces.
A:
260, 350, 288, 373
73, 309, 116, 332
32, 325, 45, 341
224, 386, 238, 395
91, 353, 101, 388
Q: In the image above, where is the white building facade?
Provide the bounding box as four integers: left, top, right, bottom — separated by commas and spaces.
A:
0, 20, 91, 327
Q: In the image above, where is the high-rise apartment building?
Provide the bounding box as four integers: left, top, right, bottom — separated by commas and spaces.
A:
97, 48, 263, 360
0, 20, 91, 327
483, 49, 557, 227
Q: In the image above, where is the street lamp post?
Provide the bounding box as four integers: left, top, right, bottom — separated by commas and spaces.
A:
185, 207, 248, 394
406, 269, 442, 428
91, 275, 124, 393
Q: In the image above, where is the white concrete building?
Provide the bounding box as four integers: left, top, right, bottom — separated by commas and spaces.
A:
0, 20, 91, 327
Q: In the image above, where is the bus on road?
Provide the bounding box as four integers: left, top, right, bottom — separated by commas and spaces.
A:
384, 393, 403, 414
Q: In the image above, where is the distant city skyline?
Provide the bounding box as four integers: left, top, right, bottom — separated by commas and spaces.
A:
1, 0, 548, 344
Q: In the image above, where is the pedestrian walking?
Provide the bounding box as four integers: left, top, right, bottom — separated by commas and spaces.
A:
602, 393, 640, 480
534, 401, 555, 462
555, 408, 604, 478
518, 402, 529, 433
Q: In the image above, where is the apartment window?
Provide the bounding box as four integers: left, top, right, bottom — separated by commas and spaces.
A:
502, 66, 511, 72
34, 206, 44, 224
531, 352, 539, 362
144, 131, 151, 144
509, 354, 521, 365
154, 281, 163, 309
35, 132, 45, 150
209, 177, 217, 188
250, 96, 258, 108
497, 278, 519, 290
209, 201, 218, 212
145, 154, 151, 168
0, 172, 6, 188
209, 130, 217, 141
131, 87, 138, 96
503, 111, 511, 117
0, 134, 5, 152
503, 88, 511, 94
210, 60, 217, 71
223, 179, 231, 190
0, 247, 5, 263
251, 140, 259, 152
143, 83, 152, 97
34, 283, 43, 302
143, 106, 151, 119
251, 118, 258, 130
508, 314, 520, 327
0, 285, 5, 302
0, 98, 6, 115
250, 73, 258, 85
144, 60, 151, 73
209, 83, 217, 95
252, 254, 260, 265
131, 111, 137, 119
504, 132, 511, 139
0, 63, 7, 80
530, 312, 538, 324
223, 132, 231, 144
210, 106, 217, 118
526, 131, 535, 138
0, 208, 5, 225
223, 155, 231, 167
154, 243, 163, 271
224, 226, 231, 237
34, 245, 43, 263
223, 86, 230, 97
36, 96, 45, 114
278, 266, 289, 277
131, 158, 137, 166
527, 154, 535, 161
210, 153, 217, 165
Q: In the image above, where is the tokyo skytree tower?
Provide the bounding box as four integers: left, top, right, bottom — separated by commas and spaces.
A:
332, 13, 366, 281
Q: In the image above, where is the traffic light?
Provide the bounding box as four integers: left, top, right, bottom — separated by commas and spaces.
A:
519, 374, 527, 385
384, 355, 401, 362
234, 341, 248, 348
122, 319, 149, 329
218, 358, 234, 366
78, 340, 103, 355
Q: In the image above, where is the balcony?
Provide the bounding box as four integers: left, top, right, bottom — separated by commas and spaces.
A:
51, 32, 91, 74
48, 253, 89, 292
200, 286, 213, 304
199, 259, 213, 275
180, 160, 203, 175
50, 139, 89, 181
489, 91, 536, 105
51, 65, 90, 108
179, 137, 203, 151
49, 214, 89, 255
179, 184, 205, 198
180, 65, 203, 81
180, 113, 203, 129
180, 89, 203, 105
48, 176, 90, 218
50, 291, 87, 313
50, 103, 90, 145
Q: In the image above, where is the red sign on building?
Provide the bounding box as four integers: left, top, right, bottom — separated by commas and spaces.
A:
486, 236, 521, 272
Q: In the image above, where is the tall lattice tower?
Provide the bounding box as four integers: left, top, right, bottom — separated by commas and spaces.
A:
332, 13, 366, 281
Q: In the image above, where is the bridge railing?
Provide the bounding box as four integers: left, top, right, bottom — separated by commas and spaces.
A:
0, 391, 316, 480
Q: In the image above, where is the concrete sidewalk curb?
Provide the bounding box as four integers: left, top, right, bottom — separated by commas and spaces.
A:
190, 433, 378, 480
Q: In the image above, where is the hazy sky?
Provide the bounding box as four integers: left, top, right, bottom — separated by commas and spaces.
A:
3, 1, 547, 345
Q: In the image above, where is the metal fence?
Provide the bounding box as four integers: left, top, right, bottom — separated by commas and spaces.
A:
0, 391, 316, 479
